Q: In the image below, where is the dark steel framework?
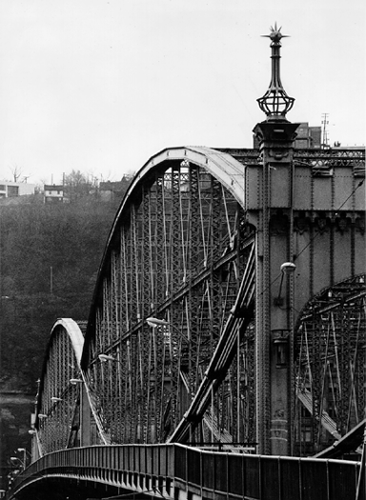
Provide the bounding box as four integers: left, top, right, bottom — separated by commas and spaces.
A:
33, 145, 365, 458
36, 319, 89, 455
73, 145, 365, 456
294, 275, 366, 456
82, 156, 257, 446
33, 22, 365, 461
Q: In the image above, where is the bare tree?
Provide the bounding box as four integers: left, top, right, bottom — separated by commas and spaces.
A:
64, 169, 92, 199
9, 164, 23, 182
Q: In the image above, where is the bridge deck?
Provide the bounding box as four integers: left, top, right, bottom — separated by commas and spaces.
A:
8, 444, 364, 500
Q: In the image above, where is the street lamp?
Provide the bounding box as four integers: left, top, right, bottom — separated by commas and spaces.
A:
274, 262, 296, 306
146, 317, 196, 345
17, 449, 29, 469
10, 456, 24, 472
146, 317, 169, 327
280, 262, 296, 275
98, 353, 117, 362
146, 317, 172, 348
70, 378, 83, 385
51, 396, 63, 402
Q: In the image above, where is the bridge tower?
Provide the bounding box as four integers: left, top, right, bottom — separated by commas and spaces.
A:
253, 23, 299, 454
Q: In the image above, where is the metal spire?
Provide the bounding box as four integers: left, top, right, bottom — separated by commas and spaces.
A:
257, 23, 295, 120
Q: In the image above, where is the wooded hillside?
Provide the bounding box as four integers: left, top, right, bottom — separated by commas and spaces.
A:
0, 195, 122, 392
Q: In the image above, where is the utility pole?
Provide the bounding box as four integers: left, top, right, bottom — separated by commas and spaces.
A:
321, 112, 329, 148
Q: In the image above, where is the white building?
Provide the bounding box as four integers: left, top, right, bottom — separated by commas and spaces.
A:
44, 184, 64, 203
0, 181, 36, 198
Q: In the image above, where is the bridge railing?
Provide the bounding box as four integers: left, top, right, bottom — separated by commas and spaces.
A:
9, 444, 364, 500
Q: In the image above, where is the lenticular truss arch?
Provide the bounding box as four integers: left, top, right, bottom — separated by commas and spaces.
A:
35, 318, 85, 454
80, 145, 257, 445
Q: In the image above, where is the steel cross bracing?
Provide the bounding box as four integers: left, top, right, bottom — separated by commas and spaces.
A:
32, 145, 365, 458
82, 157, 257, 446
77, 145, 364, 454
170, 243, 256, 443
221, 146, 365, 168
294, 276, 366, 456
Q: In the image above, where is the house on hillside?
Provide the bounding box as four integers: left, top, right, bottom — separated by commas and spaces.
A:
44, 185, 64, 204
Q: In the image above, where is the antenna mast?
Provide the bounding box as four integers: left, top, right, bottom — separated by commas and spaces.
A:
321, 113, 329, 148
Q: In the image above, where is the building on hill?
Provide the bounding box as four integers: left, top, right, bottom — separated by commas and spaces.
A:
0, 181, 35, 199
44, 185, 64, 204
99, 176, 132, 202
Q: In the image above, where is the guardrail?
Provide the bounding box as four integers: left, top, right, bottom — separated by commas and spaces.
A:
7, 444, 364, 500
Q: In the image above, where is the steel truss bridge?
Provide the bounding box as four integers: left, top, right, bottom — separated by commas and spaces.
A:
6, 142, 365, 500
7, 26, 366, 500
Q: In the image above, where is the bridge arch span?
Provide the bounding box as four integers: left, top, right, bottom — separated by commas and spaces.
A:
81, 146, 257, 446
92, 145, 250, 292
35, 319, 87, 455
76, 144, 365, 454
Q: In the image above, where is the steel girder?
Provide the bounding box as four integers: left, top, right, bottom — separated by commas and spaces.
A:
78, 145, 365, 452
33, 145, 366, 456
294, 275, 366, 456
81, 148, 257, 445
35, 319, 87, 455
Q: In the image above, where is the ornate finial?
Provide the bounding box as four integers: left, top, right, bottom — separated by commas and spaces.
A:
262, 22, 288, 45
257, 23, 295, 120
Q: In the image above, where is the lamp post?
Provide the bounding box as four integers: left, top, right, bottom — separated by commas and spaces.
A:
51, 396, 63, 403
146, 316, 180, 442
98, 353, 117, 362
274, 262, 296, 306
16, 449, 29, 470
146, 317, 200, 440
146, 317, 196, 346
146, 317, 169, 328
9, 457, 24, 472
69, 377, 91, 447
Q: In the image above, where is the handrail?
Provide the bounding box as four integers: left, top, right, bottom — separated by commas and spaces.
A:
6, 444, 363, 500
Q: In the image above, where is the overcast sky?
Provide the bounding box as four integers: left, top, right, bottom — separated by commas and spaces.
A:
0, 0, 364, 185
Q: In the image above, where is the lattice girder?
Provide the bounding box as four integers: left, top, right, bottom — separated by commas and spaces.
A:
35, 319, 86, 454
294, 275, 366, 456
79, 145, 364, 452
81, 150, 256, 445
